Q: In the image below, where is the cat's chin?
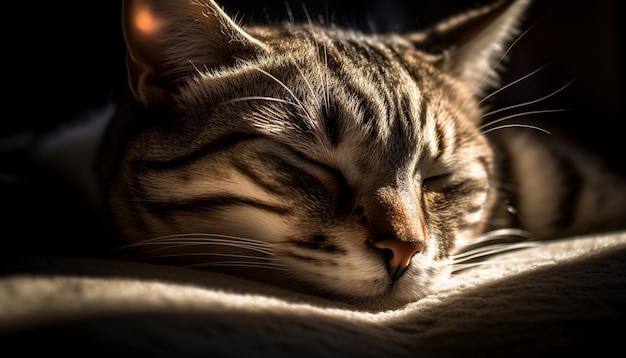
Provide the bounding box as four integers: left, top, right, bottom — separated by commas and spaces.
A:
287, 262, 451, 311
249, 253, 452, 311
354, 269, 451, 311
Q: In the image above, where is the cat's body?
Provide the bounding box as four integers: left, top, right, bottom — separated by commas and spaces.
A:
14, 0, 625, 310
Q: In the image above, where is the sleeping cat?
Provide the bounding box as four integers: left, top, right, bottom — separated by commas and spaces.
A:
87, 0, 626, 310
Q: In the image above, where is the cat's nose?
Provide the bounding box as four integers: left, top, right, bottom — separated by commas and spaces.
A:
374, 238, 425, 281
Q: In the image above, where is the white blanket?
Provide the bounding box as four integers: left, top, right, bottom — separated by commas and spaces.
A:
2, 231, 625, 356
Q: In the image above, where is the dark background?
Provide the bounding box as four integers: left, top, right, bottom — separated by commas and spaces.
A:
4, 0, 624, 175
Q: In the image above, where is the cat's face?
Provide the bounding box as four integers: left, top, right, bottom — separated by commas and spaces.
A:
100, 0, 528, 309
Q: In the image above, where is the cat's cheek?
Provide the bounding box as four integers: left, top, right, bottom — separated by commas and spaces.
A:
173, 210, 292, 246
281, 246, 391, 299
324, 258, 392, 298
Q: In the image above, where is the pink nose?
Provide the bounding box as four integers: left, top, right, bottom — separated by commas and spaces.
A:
374, 238, 425, 281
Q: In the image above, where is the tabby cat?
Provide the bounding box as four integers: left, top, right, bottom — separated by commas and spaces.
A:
89, 0, 626, 310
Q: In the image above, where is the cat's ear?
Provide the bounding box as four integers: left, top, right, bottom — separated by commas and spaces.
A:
122, 0, 267, 107
409, 0, 531, 95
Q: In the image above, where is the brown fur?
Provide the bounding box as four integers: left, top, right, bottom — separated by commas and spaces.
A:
96, 0, 626, 310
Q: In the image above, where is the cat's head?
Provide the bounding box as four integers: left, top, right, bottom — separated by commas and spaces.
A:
99, 0, 530, 309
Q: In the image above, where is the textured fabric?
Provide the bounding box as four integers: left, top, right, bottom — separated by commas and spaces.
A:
2, 231, 625, 356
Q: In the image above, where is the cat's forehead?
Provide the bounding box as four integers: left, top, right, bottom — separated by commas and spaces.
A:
183, 24, 482, 180
254, 31, 463, 154
259, 25, 430, 71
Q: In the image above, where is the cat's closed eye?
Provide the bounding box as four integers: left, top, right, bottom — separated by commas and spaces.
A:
422, 174, 453, 193
284, 149, 352, 205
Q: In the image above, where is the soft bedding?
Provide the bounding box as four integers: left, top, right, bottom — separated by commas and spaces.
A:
2, 231, 625, 356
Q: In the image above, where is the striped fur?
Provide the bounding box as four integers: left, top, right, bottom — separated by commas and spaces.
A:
96, 0, 626, 310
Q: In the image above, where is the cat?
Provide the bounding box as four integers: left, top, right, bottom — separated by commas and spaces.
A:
87, 0, 626, 310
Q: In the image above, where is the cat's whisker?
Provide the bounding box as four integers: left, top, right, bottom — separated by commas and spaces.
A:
470, 228, 534, 244
323, 42, 330, 111
114, 233, 276, 256
482, 79, 576, 117
120, 242, 286, 271
478, 64, 549, 105
451, 242, 540, 262
223, 96, 300, 108
185, 261, 288, 271
125, 241, 276, 256
323, 42, 330, 112
283, 0, 295, 24
450, 257, 529, 273
188, 60, 204, 78
293, 61, 321, 109
254, 68, 314, 121
450, 225, 541, 274
142, 252, 276, 261
301, 4, 330, 112
471, 24, 536, 102
125, 233, 276, 246
482, 123, 551, 135
450, 241, 541, 274
122, 239, 273, 251
479, 108, 566, 131
123, 238, 273, 248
